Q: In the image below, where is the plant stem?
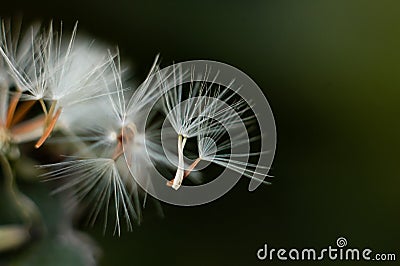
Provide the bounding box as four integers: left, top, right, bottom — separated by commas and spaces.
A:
0, 153, 44, 231
0, 153, 14, 193
171, 134, 187, 190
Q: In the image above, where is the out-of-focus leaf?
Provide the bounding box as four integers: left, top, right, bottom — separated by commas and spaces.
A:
0, 225, 30, 252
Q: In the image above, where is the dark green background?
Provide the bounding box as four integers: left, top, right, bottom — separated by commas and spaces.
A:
1, 1, 399, 265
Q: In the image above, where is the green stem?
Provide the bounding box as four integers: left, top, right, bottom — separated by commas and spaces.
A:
0, 153, 44, 231
0, 153, 15, 195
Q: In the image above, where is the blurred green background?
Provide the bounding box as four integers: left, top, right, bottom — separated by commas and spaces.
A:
1, 0, 400, 265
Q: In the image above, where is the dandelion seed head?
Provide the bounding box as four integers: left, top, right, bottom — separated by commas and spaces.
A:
42, 51, 158, 233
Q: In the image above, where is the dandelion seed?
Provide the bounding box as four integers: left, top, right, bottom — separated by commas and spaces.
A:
0, 19, 47, 102
33, 22, 115, 148
43, 52, 167, 233
122, 54, 178, 175
0, 26, 43, 150
43, 22, 114, 107
40, 158, 137, 235
196, 122, 271, 184
161, 65, 259, 190
0, 19, 117, 148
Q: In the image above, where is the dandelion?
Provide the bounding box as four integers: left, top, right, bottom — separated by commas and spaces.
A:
40, 52, 133, 234
160, 66, 271, 189
41, 158, 138, 235
161, 66, 244, 189
41, 52, 166, 234
35, 22, 115, 148
0, 20, 114, 149
0, 19, 45, 150
0, 18, 274, 237
0, 49, 41, 153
